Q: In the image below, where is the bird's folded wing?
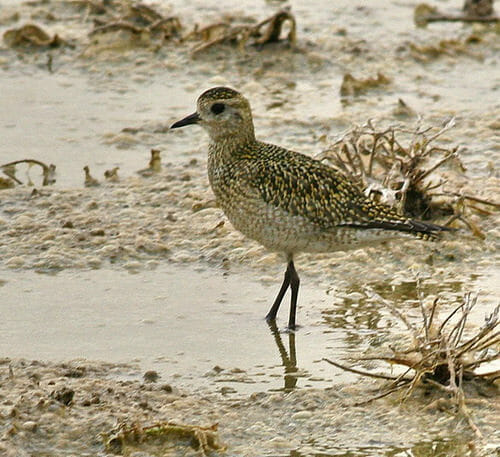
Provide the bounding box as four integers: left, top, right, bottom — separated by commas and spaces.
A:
244, 143, 448, 237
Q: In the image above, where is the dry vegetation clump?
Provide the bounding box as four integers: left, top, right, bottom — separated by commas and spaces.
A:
103, 421, 225, 456
0, 159, 56, 188
339, 72, 391, 97
88, 1, 182, 44
83, 165, 99, 187
408, 36, 485, 62
317, 118, 499, 238
3, 23, 66, 48
414, 2, 498, 28
325, 289, 499, 437
136, 149, 162, 177
2, 1, 298, 56
186, 8, 296, 55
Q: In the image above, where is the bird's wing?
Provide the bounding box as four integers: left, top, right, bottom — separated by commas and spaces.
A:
246, 142, 448, 237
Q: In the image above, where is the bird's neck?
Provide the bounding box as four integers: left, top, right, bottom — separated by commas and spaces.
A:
208, 129, 257, 159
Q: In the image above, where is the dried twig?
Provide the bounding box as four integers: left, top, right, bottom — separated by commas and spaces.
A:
352, 380, 413, 407
325, 288, 499, 436
323, 358, 399, 381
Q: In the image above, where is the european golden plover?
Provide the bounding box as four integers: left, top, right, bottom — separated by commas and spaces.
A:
171, 87, 449, 330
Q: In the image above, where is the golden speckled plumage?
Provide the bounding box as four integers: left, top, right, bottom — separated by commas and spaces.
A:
171, 86, 449, 329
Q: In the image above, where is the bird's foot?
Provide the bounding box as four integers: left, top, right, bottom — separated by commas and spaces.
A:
265, 317, 299, 333
284, 324, 299, 333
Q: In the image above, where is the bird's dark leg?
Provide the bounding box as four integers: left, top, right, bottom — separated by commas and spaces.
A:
265, 263, 291, 322
266, 258, 300, 330
287, 261, 300, 330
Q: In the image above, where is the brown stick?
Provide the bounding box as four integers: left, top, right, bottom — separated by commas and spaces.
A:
352, 381, 412, 406
423, 14, 499, 24
90, 22, 143, 36
322, 358, 398, 380
414, 151, 457, 184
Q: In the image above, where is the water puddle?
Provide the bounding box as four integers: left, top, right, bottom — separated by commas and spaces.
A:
0, 71, 196, 187
2, 261, 497, 394
0, 264, 354, 393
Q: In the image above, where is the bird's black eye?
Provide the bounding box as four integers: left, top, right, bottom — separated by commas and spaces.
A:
211, 103, 225, 115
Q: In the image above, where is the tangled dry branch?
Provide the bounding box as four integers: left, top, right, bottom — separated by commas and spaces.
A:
188, 8, 296, 55
1, 159, 56, 188
325, 288, 499, 438
317, 119, 499, 237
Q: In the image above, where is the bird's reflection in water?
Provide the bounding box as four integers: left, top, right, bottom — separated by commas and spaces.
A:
267, 321, 299, 391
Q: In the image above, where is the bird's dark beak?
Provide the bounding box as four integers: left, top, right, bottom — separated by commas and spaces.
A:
170, 112, 200, 129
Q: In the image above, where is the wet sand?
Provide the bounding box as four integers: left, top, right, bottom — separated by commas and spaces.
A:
0, 0, 499, 455
1, 357, 499, 457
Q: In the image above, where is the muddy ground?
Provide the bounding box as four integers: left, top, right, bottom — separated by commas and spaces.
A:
1, 357, 499, 457
0, 0, 499, 456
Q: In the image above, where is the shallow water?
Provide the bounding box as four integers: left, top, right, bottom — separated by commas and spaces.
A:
1, 262, 498, 394
0, 71, 192, 187
0, 265, 340, 392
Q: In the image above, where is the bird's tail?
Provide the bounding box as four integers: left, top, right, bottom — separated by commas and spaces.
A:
339, 219, 453, 241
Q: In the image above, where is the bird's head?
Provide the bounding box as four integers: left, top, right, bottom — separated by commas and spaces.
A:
171, 86, 255, 142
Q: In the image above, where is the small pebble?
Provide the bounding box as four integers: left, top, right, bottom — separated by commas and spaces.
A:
291, 411, 313, 421
6, 256, 25, 268
51, 387, 74, 406
22, 421, 37, 432
143, 370, 160, 383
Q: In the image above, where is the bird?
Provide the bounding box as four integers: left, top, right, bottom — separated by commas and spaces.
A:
170, 87, 450, 330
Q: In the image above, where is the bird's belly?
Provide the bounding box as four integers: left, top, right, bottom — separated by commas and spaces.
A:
219, 197, 397, 254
